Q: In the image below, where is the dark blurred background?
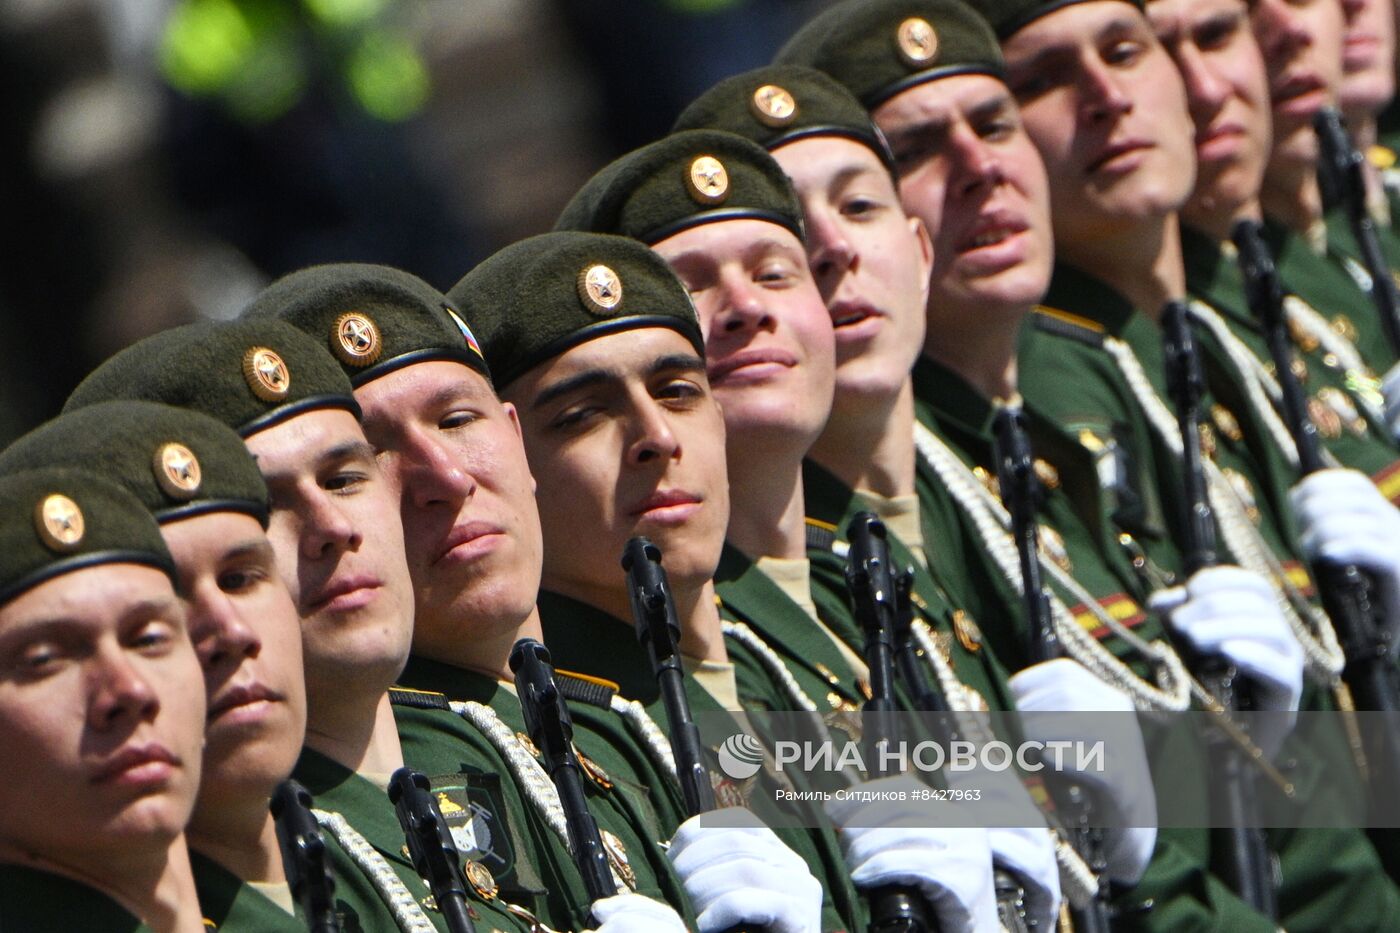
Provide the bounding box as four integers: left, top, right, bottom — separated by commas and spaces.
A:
0, 0, 826, 445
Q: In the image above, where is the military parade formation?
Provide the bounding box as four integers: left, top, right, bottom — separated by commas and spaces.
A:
9, 0, 1400, 928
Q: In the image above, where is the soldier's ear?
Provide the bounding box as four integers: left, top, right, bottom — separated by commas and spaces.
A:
909, 215, 934, 302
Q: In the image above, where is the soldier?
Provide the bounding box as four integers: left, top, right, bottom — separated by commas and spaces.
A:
669, 64, 1086, 929
0, 401, 311, 930
1146, 0, 1400, 504
248, 260, 811, 932
1251, 0, 1400, 376
0, 467, 207, 931
768, 0, 1384, 926
448, 225, 1040, 931
63, 318, 683, 931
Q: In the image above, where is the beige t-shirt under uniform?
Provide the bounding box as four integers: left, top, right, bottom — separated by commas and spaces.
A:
682, 656, 742, 710
755, 555, 870, 682
855, 489, 930, 570
249, 881, 297, 916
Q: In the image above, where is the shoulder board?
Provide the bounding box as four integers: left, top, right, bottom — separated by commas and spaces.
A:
388, 686, 451, 710
805, 517, 838, 553
554, 669, 618, 709
1031, 305, 1105, 347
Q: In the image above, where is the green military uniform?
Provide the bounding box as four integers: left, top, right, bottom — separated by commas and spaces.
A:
1017, 264, 1400, 931
191, 851, 305, 932
1261, 216, 1400, 376
536, 590, 868, 933
0, 864, 150, 932
1181, 225, 1400, 503
390, 658, 697, 930
293, 748, 538, 933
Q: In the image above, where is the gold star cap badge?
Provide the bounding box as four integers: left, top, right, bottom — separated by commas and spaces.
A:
896, 17, 939, 67
35, 493, 84, 553
577, 264, 624, 316
242, 347, 291, 402
153, 442, 202, 501
750, 84, 797, 127
687, 155, 730, 205
331, 311, 382, 368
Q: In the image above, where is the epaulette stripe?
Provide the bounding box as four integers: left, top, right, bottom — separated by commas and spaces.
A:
1372, 459, 1400, 505
554, 669, 618, 708
388, 686, 451, 710
1031, 305, 1106, 347
805, 517, 838, 553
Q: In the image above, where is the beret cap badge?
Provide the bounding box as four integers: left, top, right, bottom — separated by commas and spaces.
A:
577, 264, 624, 316
242, 347, 291, 402
750, 84, 798, 127
896, 17, 939, 67
153, 442, 203, 500
687, 155, 731, 205
331, 312, 383, 368
36, 493, 85, 552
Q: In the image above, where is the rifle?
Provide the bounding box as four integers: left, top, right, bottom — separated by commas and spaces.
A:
621, 537, 718, 815
1233, 219, 1400, 794
270, 779, 342, 933
990, 404, 1113, 933
509, 638, 618, 908
387, 769, 478, 933
1159, 299, 1277, 916
844, 514, 937, 933
1315, 106, 1400, 356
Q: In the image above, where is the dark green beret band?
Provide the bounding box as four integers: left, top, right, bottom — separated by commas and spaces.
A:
65, 318, 359, 438
0, 401, 269, 528
241, 262, 492, 388
447, 231, 705, 390
0, 468, 176, 607
775, 0, 1004, 109
672, 65, 897, 175
977, 0, 1145, 40
555, 129, 805, 246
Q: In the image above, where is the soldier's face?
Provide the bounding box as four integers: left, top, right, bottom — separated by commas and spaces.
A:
1148, 0, 1274, 227
160, 512, 306, 811
0, 565, 205, 864
1340, 0, 1396, 115
356, 362, 543, 653
872, 75, 1054, 318
652, 220, 835, 460
1250, 0, 1344, 171
244, 410, 416, 707
771, 136, 933, 401
508, 328, 731, 601
1003, 1, 1198, 241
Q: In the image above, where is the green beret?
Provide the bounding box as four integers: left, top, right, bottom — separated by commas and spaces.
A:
774, 0, 1003, 108
0, 467, 175, 607
446, 231, 705, 390
241, 263, 492, 388
672, 65, 896, 174
65, 318, 359, 438
976, 0, 1144, 39
555, 129, 805, 246
0, 401, 269, 527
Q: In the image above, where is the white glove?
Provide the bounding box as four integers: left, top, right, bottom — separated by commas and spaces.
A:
1291, 467, 1400, 641
988, 825, 1063, 931
1010, 659, 1157, 885
1382, 361, 1400, 442
589, 893, 689, 932
825, 775, 1000, 932
667, 808, 823, 933
1148, 565, 1304, 758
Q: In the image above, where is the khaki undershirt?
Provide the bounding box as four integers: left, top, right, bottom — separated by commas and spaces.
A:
855, 489, 930, 570
682, 656, 741, 710
249, 880, 296, 916
756, 556, 870, 681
